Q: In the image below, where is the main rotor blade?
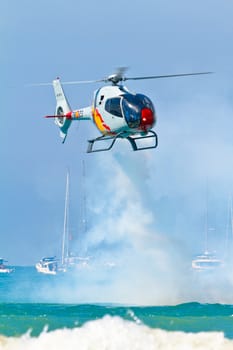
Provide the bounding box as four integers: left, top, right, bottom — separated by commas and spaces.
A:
124, 72, 213, 81
27, 71, 213, 87
61, 79, 103, 85
25, 82, 53, 87
26, 79, 103, 87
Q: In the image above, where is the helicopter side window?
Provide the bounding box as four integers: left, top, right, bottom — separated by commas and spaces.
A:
105, 98, 123, 117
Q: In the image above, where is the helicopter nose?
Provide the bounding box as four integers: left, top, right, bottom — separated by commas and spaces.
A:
140, 108, 155, 131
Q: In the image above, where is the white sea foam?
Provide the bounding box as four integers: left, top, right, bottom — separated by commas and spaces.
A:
0, 316, 232, 350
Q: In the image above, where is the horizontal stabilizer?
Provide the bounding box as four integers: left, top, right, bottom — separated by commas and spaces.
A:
45, 115, 68, 118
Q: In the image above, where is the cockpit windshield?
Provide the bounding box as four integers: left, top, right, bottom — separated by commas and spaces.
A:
122, 93, 154, 128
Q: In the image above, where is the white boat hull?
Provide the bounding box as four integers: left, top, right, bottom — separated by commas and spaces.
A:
35, 263, 57, 275
0, 268, 13, 274
192, 252, 223, 271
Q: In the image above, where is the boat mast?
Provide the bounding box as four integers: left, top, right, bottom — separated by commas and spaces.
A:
61, 170, 70, 265
230, 196, 233, 243
82, 160, 87, 237
224, 195, 232, 261
204, 184, 209, 253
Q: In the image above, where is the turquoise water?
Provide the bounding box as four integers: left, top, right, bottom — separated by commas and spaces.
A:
0, 267, 233, 349
1, 302, 233, 338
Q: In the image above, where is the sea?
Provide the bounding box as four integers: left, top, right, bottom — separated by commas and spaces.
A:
0, 266, 233, 349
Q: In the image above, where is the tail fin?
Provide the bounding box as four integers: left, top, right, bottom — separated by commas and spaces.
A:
53, 78, 72, 143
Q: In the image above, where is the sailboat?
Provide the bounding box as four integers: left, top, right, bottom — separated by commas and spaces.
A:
36, 167, 89, 274
35, 170, 72, 275
192, 188, 223, 271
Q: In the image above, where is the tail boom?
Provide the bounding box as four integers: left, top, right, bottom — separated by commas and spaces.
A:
45, 108, 92, 121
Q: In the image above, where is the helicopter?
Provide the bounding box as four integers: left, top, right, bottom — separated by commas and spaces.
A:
44, 68, 212, 153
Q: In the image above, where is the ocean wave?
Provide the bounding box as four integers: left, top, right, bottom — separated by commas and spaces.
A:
0, 316, 232, 350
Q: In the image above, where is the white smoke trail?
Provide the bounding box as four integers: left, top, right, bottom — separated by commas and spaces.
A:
33, 91, 233, 305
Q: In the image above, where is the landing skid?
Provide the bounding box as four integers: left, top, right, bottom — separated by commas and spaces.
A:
126, 130, 158, 151
87, 130, 158, 153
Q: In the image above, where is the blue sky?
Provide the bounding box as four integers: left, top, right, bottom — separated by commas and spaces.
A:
1, 0, 233, 275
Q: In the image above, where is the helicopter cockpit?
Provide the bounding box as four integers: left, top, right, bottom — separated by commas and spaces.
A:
104, 93, 155, 130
